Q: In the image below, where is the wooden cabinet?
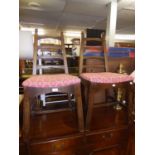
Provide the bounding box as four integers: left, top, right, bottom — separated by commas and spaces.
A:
86, 129, 128, 147
20, 106, 130, 155
85, 128, 128, 155
24, 129, 128, 155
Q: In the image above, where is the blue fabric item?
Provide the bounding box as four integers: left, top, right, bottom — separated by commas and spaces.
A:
83, 47, 135, 58
83, 51, 104, 57
108, 52, 129, 57
109, 47, 135, 52
108, 47, 135, 58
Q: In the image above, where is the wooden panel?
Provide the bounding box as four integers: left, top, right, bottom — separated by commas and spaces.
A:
31, 149, 79, 155
90, 144, 126, 155
126, 123, 135, 155
30, 135, 84, 155
19, 142, 27, 155
92, 148, 120, 155
90, 106, 128, 131
115, 42, 135, 48
29, 111, 79, 140
86, 129, 128, 146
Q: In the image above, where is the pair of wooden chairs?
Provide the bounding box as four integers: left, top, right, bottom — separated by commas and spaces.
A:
22, 31, 134, 144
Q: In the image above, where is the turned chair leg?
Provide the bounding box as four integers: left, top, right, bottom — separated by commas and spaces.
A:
74, 84, 84, 132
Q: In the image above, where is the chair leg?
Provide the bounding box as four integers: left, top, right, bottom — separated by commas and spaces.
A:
81, 83, 88, 118
127, 85, 133, 124
74, 84, 84, 132
85, 84, 95, 131
23, 90, 31, 142
22, 90, 31, 155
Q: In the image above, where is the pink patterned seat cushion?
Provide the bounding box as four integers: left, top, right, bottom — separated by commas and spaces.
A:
80, 72, 133, 84
22, 74, 81, 88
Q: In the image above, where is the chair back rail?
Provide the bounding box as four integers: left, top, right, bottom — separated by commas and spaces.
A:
33, 29, 68, 75
79, 32, 107, 74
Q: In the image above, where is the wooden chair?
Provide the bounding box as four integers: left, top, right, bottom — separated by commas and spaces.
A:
22, 31, 84, 146
79, 32, 134, 130
79, 32, 109, 110
32, 30, 75, 111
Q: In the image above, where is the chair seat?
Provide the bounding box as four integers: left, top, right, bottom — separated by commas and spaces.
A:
22, 74, 81, 88
80, 72, 133, 84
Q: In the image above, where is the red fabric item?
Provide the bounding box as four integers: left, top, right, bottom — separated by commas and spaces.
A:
129, 52, 135, 58
80, 72, 133, 84
22, 74, 81, 88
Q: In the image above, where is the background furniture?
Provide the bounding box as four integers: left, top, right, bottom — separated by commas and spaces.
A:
107, 47, 135, 74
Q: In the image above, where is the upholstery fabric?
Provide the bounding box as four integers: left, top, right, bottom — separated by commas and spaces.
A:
80, 72, 133, 84
22, 74, 80, 88
130, 71, 135, 82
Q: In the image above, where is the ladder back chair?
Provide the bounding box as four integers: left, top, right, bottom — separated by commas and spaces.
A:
32, 29, 75, 110
79, 32, 134, 130
79, 32, 109, 111
22, 30, 84, 146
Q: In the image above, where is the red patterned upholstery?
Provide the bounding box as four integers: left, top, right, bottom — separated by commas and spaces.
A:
22, 74, 81, 88
80, 72, 133, 84
130, 71, 135, 82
